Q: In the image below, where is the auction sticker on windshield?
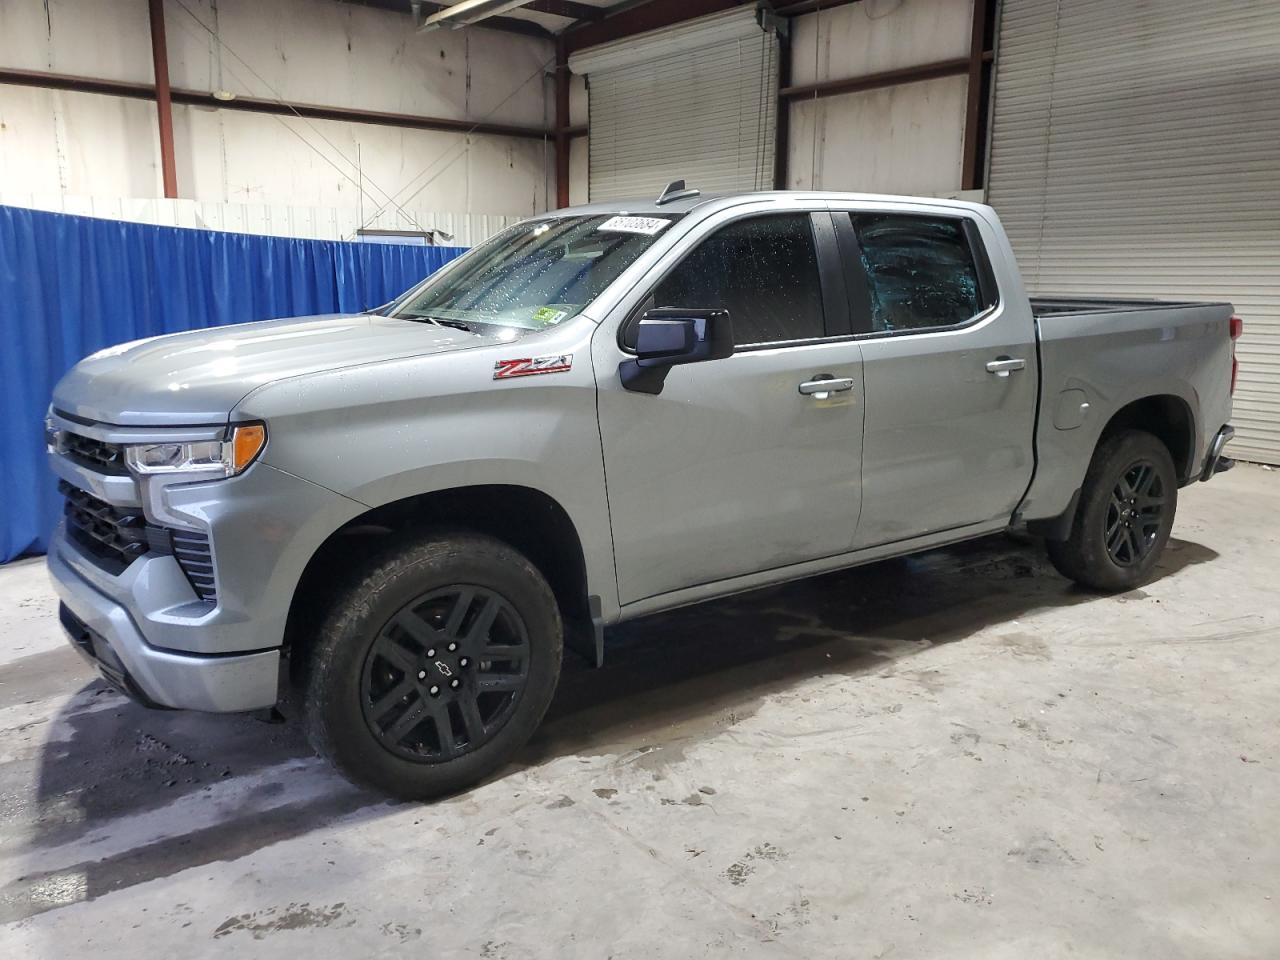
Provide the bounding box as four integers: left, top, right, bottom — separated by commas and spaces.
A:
597, 216, 671, 236
531, 306, 569, 327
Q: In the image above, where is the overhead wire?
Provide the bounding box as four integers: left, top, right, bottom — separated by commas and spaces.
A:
355, 54, 556, 232
170, 0, 443, 236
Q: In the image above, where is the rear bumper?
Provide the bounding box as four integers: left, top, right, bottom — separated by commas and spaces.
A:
49, 542, 279, 712
1200, 424, 1236, 482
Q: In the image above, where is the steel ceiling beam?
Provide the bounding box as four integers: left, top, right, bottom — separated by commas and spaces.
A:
563, 0, 744, 54
778, 55, 979, 101
0, 68, 555, 140
526, 0, 607, 21
414, 0, 605, 30
344, 0, 552, 38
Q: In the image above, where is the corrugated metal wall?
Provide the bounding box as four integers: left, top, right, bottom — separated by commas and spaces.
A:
987, 0, 1280, 463
0, 191, 520, 247
572, 9, 778, 201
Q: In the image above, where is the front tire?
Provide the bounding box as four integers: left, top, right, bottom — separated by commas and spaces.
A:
1046, 429, 1178, 592
303, 532, 563, 800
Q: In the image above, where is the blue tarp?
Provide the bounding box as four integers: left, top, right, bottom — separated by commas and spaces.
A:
0, 204, 466, 562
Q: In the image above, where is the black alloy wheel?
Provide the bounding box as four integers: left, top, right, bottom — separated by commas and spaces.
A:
303, 531, 563, 800
1044, 429, 1178, 593
1103, 460, 1167, 567
361, 586, 529, 762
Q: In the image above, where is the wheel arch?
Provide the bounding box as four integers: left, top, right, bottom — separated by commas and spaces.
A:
284, 484, 600, 678
1028, 392, 1196, 541
1098, 393, 1197, 483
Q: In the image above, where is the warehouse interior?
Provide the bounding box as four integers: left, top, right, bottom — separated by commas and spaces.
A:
0, 0, 1277, 956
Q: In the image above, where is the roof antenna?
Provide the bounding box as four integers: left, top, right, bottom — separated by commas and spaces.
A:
656, 179, 700, 205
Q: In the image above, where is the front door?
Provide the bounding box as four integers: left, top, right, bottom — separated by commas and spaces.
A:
593, 210, 865, 606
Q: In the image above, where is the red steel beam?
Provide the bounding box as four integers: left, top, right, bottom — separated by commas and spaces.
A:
774, 28, 791, 189
772, 0, 862, 15
555, 38, 571, 208
0, 67, 155, 101
961, 0, 991, 190
779, 56, 971, 101
148, 0, 179, 199
0, 67, 554, 140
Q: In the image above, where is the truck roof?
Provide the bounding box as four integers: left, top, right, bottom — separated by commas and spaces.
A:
550, 189, 994, 218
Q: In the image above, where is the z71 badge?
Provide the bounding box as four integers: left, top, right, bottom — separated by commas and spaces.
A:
493, 354, 573, 380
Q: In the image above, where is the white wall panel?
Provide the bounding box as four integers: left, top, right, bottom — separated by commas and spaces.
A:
790, 0, 972, 86
173, 105, 549, 218
569, 137, 589, 207
0, 0, 553, 240
787, 74, 967, 195
0, 0, 153, 83
569, 74, 588, 127
165, 0, 552, 128
0, 190, 521, 247
987, 0, 1280, 463
786, 0, 972, 197
0, 86, 162, 198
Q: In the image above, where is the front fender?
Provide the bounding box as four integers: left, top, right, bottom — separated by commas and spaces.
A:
236, 326, 619, 621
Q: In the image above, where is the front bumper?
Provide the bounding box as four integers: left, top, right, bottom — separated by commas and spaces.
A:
50, 542, 279, 712
44, 413, 367, 712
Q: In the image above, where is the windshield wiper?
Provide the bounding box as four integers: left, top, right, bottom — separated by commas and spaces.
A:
401, 313, 474, 332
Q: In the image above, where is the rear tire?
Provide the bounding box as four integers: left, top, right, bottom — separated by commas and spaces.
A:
303, 531, 562, 800
1045, 430, 1178, 592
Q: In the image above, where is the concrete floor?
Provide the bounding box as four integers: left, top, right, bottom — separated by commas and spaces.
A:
0, 466, 1276, 959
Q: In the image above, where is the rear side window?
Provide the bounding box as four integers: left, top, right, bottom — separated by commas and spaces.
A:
653, 213, 825, 346
848, 214, 989, 333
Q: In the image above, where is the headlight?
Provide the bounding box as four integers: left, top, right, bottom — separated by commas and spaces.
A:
125, 423, 266, 478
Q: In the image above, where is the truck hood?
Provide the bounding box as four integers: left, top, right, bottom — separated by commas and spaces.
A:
52, 313, 528, 426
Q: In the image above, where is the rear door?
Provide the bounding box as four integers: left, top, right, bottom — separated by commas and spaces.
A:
829, 205, 1037, 548
593, 207, 866, 606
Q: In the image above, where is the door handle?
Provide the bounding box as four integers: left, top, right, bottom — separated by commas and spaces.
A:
985, 357, 1026, 377
798, 376, 855, 398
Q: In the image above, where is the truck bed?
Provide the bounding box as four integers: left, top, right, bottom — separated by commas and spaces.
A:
1031, 296, 1230, 319
1021, 294, 1235, 525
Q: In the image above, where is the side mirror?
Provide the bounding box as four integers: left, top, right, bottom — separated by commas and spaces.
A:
620, 308, 734, 394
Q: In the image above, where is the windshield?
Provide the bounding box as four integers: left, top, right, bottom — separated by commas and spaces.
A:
390, 214, 681, 330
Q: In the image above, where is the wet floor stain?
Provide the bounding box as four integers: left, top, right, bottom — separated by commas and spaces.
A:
722, 843, 787, 886
0, 534, 1226, 924
213, 901, 354, 940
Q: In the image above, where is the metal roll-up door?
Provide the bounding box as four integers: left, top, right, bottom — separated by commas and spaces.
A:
986, 0, 1280, 463
569, 8, 779, 202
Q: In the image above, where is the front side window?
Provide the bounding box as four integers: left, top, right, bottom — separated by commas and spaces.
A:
391, 214, 681, 330
849, 214, 988, 333
652, 213, 825, 346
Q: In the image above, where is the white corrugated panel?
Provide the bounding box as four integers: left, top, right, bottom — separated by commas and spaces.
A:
571, 8, 778, 202
986, 0, 1280, 463
0, 192, 520, 246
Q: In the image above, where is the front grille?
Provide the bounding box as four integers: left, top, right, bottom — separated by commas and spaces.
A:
171, 530, 217, 602
59, 478, 217, 603
60, 480, 152, 574
59, 431, 127, 475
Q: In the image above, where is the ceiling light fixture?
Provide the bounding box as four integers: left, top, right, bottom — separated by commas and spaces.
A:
414, 0, 536, 31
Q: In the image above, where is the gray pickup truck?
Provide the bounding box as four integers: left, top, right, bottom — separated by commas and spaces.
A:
46, 186, 1239, 798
